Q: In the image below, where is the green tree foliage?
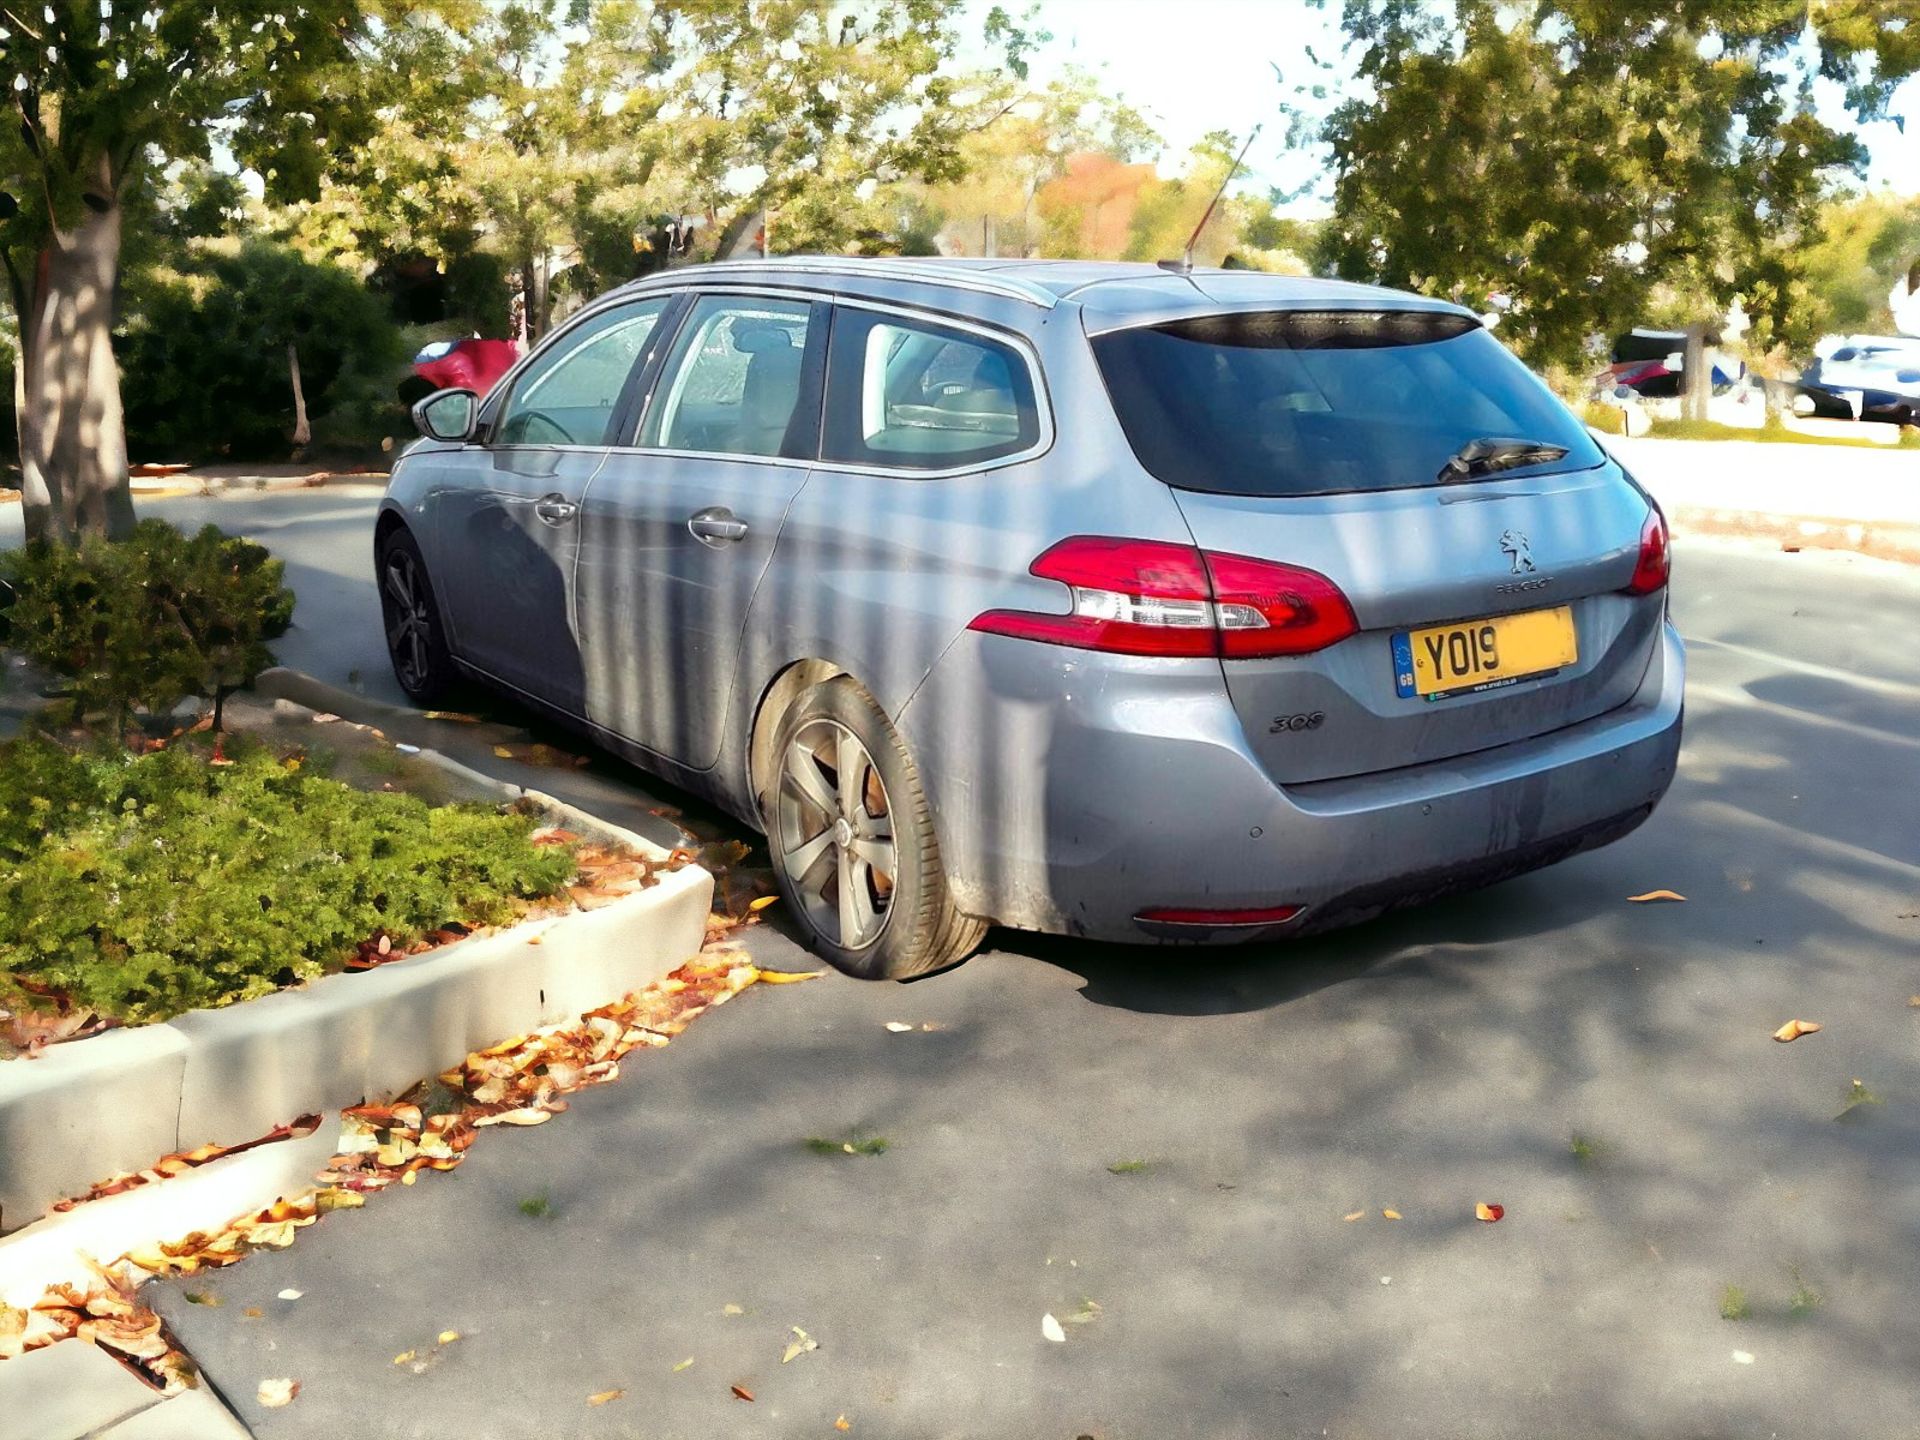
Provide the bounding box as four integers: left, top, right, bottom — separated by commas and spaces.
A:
120, 241, 406, 461
0, 1, 404, 541
923, 62, 1162, 258
1803, 190, 1920, 336
1306, 0, 1920, 372
1, 519, 295, 736
296, 0, 1020, 339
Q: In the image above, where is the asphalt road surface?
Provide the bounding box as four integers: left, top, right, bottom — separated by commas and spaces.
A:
10, 487, 1919, 1438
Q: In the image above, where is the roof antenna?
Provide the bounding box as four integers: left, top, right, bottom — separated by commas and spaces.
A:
1160, 124, 1262, 276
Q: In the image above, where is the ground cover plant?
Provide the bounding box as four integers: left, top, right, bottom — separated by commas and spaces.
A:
0, 735, 577, 1027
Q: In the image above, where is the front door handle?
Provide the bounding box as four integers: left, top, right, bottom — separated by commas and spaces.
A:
688, 507, 749, 545
533, 493, 578, 526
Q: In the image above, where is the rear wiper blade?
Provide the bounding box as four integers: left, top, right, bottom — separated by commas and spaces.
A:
1436, 436, 1569, 484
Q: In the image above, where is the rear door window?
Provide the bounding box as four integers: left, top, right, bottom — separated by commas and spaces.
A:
640, 295, 818, 460
1090, 309, 1602, 496
823, 308, 1041, 470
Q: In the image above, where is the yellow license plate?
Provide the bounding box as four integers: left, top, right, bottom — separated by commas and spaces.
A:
1393, 605, 1577, 700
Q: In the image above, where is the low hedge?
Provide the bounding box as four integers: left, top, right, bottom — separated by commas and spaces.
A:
0, 737, 577, 1025
0, 519, 294, 735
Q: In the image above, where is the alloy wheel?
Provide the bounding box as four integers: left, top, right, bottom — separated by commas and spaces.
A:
774, 718, 897, 951
382, 548, 434, 693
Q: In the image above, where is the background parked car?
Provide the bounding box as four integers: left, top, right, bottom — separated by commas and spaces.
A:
1796, 336, 1920, 423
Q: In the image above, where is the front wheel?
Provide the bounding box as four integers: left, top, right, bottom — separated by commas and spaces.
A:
765, 678, 986, 980
376, 528, 460, 705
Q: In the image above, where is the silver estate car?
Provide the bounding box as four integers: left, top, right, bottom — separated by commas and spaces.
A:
379, 257, 1683, 979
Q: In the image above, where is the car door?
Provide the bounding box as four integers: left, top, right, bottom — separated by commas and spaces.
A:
573, 293, 827, 766
434, 295, 674, 713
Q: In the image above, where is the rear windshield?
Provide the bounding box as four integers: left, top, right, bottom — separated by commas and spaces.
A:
1090, 310, 1604, 496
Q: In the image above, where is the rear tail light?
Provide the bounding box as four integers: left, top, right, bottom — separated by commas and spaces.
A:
1624, 506, 1669, 595
969, 536, 1358, 659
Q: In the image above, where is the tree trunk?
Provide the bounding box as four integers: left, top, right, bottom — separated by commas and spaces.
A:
16, 156, 136, 544
1682, 322, 1711, 424
287, 343, 311, 449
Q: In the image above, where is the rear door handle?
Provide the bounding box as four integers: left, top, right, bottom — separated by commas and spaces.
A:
533, 494, 578, 526
688, 507, 749, 545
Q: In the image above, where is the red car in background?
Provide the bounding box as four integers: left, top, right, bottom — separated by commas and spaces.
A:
411, 337, 519, 396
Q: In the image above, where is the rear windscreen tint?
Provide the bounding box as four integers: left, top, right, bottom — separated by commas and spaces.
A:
1090, 310, 1604, 496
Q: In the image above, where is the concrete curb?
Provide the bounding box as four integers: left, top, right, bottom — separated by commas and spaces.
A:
1668, 505, 1920, 566
0, 700, 714, 1235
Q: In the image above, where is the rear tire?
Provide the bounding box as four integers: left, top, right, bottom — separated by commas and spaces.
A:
764, 677, 986, 980
376, 527, 460, 706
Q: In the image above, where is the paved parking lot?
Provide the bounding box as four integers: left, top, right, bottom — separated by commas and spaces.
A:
53, 487, 1915, 1438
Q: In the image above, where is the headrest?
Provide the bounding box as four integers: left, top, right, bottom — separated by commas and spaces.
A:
734, 323, 796, 354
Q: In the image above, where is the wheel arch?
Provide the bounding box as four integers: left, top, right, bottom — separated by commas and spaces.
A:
745, 657, 849, 819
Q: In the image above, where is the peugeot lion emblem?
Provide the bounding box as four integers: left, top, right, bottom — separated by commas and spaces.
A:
1500, 529, 1536, 574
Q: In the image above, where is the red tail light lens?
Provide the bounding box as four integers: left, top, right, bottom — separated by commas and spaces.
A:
968, 536, 1359, 659
1625, 506, 1669, 595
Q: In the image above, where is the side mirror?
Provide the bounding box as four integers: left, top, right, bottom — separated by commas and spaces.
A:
412, 388, 478, 443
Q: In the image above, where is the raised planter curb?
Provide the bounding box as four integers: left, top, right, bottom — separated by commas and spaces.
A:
1667, 505, 1920, 566
0, 1127, 341, 1311
0, 1336, 160, 1440
94, 1386, 252, 1439
0, 1027, 189, 1236
1, 692, 714, 1234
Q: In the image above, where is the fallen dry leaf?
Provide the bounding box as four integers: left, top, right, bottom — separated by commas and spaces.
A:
1475, 1202, 1505, 1223
722, 1303, 745, 1317
1773, 1019, 1822, 1043
754, 967, 829, 985
277, 1289, 302, 1301
257, 1378, 299, 1408
1383, 1209, 1403, 1221
1732, 1350, 1755, 1365
438, 1330, 460, 1345
884, 1021, 914, 1033
1628, 889, 1686, 903
731, 1384, 755, 1402
472, 1106, 553, 1127
673, 1357, 695, 1372
1041, 1313, 1066, 1343
587, 1389, 625, 1406
836, 1417, 852, 1432
782, 1326, 819, 1363
1342, 1210, 1365, 1222
749, 894, 779, 912
242, 1308, 263, 1319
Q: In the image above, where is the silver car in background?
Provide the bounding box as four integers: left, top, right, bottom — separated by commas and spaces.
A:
379, 258, 1683, 979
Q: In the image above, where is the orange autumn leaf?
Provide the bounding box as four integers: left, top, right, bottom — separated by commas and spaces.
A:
731, 1384, 756, 1402
1773, 1019, 1822, 1042
587, 1389, 625, 1406
836, 1417, 852, 1431
1475, 1202, 1505, 1223
1383, 1209, 1403, 1220
257, 1378, 299, 1408
1628, 889, 1686, 903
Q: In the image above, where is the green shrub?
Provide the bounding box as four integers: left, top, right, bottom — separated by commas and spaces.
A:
119, 239, 407, 462
0, 737, 576, 1023
0, 519, 295, 733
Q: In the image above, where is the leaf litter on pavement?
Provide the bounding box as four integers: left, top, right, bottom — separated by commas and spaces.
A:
5, 955, 823, 1394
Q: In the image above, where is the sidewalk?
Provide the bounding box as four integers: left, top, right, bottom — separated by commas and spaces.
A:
1609, 435, 1920, 563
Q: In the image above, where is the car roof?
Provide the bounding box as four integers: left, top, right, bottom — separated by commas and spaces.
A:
612, 256, 1471, 335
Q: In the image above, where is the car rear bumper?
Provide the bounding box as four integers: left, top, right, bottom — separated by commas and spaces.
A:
897, 622, 1684, 943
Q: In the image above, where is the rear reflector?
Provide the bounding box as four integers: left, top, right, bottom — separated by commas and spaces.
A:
969, 536, 1359, 659
1624, 506, 1670, 595
1135, 904, 1304, 927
